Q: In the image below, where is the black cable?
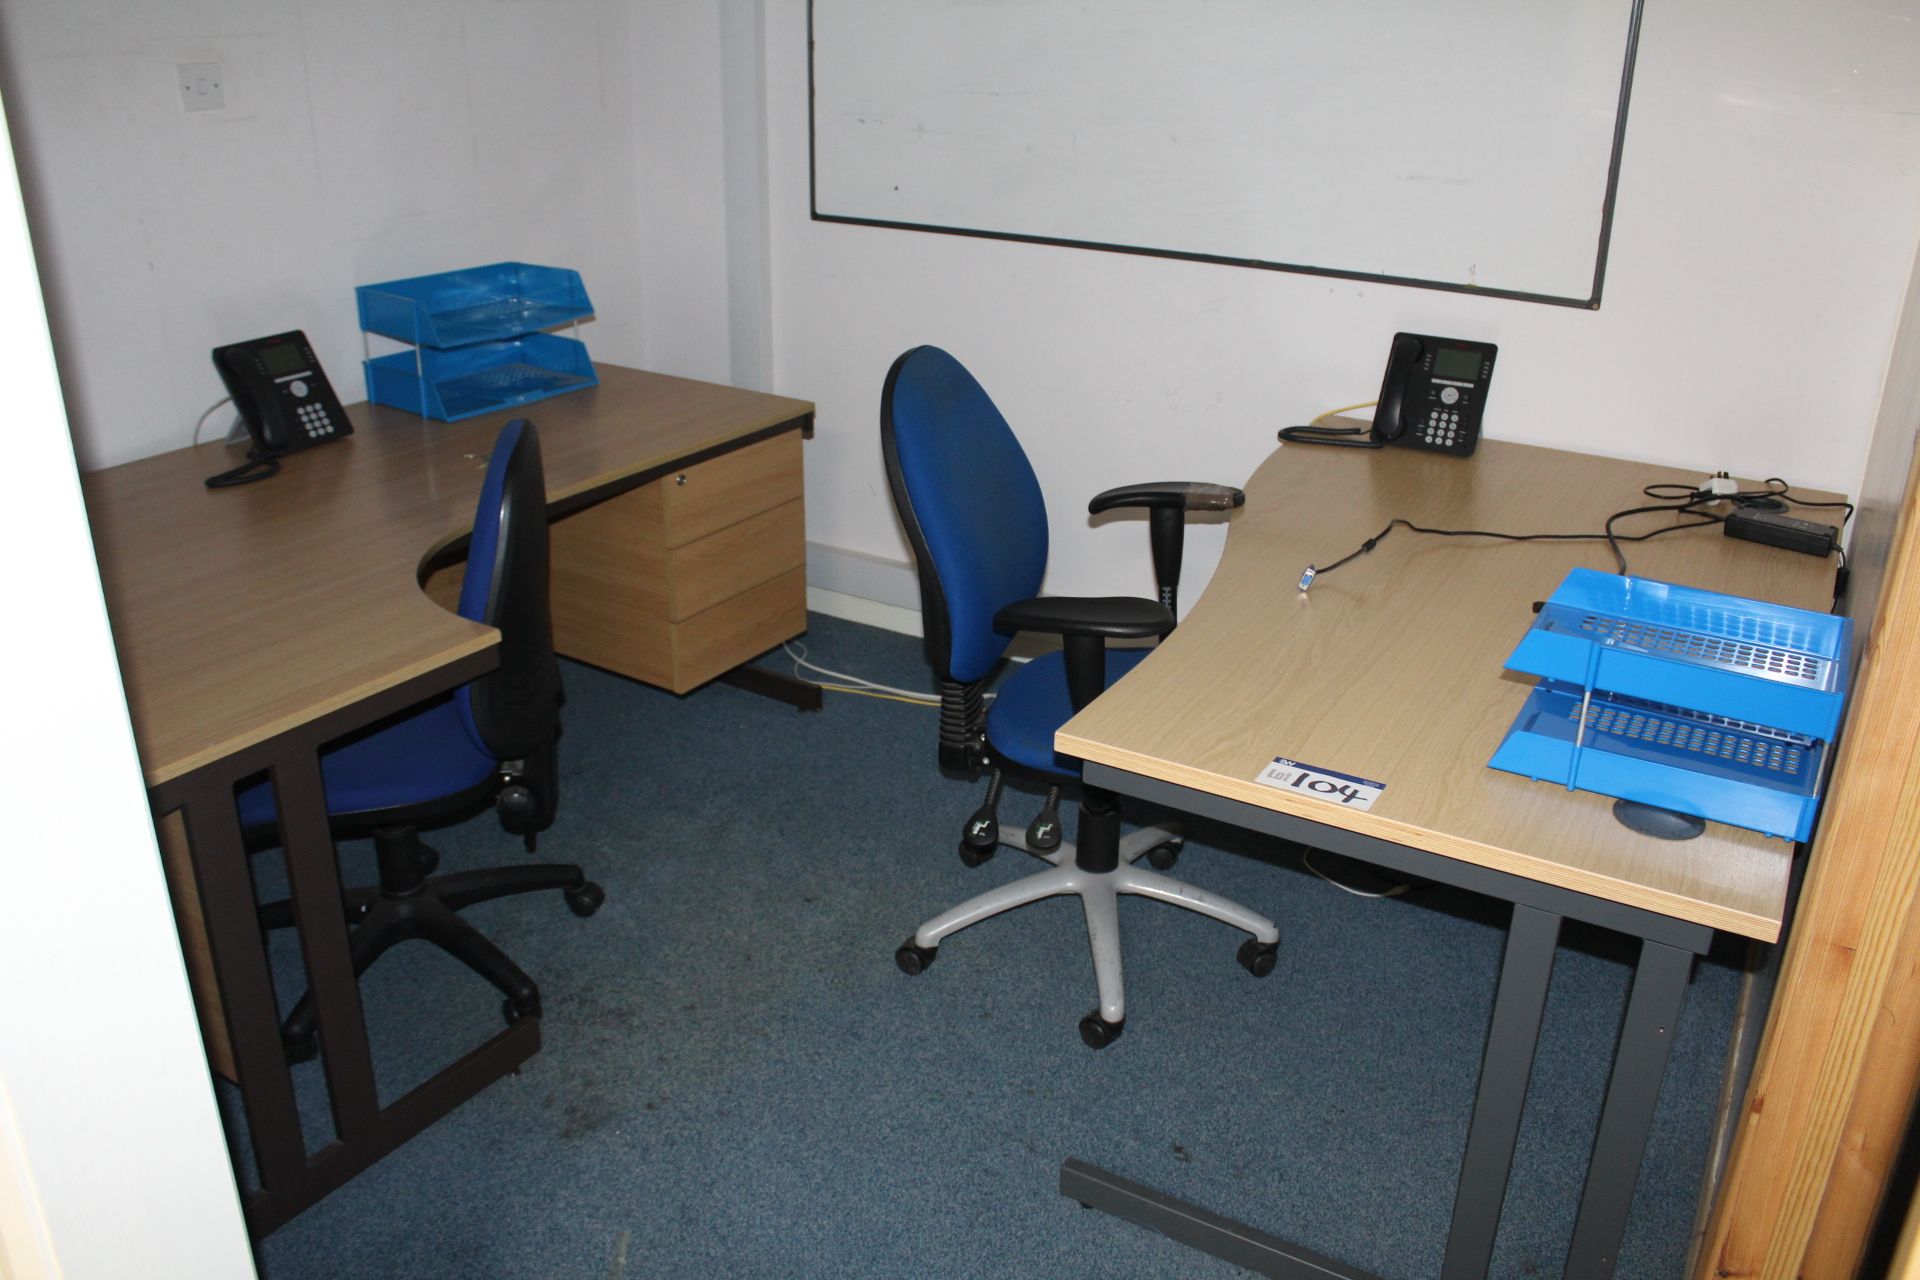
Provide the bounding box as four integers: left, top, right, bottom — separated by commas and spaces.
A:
1601, 501, 1723, 573
1644, 476, 1855, 529
1304, 502, 1725, 588
204, 449, 282, 488
1761, 476, 1855, 528
1298, 469, 1847, 592
1277, 423, 1383, 449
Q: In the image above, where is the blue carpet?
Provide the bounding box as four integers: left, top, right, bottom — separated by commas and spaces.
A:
239, 612, 1741, 1279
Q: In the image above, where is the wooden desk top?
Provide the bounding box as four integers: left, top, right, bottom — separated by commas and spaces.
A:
84, 365, 813, 789
1057, 437, 1846, 940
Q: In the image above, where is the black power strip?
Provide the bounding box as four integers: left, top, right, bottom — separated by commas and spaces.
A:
1723, 507, 1839, 557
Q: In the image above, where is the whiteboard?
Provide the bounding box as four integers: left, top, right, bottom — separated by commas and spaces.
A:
809, 0, 1643, 307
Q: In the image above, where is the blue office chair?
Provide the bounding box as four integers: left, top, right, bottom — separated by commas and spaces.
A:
881, 346, 1280, 1048
242, 418, 602, 1060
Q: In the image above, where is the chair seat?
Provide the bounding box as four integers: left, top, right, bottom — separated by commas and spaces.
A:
235, 694, 497, 828
985, 647, 1154, 779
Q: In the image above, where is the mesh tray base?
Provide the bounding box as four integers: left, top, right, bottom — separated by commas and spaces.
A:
436, 362, 592, 418
1488, 683, 1823, 841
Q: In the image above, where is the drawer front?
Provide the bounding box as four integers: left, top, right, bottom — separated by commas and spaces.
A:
666, 498, 805, 622
660, 431, 803, 548
668, 567, 808, 691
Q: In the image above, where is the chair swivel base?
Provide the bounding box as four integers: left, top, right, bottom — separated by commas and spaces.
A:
265, 832, 604, 1062
896, 823, 1280, 1048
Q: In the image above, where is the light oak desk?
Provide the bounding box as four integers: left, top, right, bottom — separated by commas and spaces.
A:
82, 364, 813, 1235
1054, 438, 1844, 1280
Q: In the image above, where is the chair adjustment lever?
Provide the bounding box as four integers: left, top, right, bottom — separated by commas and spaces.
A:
960, 770, 1004, 867
1026, 787, 1063, 851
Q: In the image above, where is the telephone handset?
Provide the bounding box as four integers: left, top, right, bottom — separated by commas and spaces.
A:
206, 331, 351, 487
1371, 332, 1496, 457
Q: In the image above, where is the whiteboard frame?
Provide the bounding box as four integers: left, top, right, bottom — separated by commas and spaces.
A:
806, 0, 1645, 311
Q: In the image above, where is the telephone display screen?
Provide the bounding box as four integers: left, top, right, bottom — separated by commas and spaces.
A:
1432, 346, 1482, 381
259, 342, 308, 377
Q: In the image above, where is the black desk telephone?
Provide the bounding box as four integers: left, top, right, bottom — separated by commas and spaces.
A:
205, 331, 350, 487
1371, 332, 1496, 456
1279, 332, 1497, 457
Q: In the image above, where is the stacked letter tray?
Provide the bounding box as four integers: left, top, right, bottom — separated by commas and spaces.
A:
364, 332, 596, 422
357, 263, 594, 348
356, 262, 598, 421
1487, 569, 1851, 840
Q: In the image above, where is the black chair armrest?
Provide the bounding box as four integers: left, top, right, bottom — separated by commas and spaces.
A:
993, 595, 1173, 713
993, 595, 1174, 641
1086, 483, 1245, 615
1086, 481, 1245, 514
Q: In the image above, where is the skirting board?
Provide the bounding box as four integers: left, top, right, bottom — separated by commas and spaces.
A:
800, 543, 1082, 666
806, 543, 923, 636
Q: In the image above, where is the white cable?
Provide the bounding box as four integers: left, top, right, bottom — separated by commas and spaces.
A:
1302, 848, 1408, 899
782, 641, 941, 703
192, 396, 235, 447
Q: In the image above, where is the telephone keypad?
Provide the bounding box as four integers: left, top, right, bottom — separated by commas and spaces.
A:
296, 401, 334, 439
1423, 404, 1466, 450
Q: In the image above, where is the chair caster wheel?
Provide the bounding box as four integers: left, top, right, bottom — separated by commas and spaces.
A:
496, 783, 537, 832
1079, 1012, 1125, 1049
1146, 839, 1183, 870
896, 939, 937, 975
1237, 937, 1280, 977
957, 840, 996, 868
283, 1031, 319, 1064
504, 995, 541, 1025
566, 881, 605, 917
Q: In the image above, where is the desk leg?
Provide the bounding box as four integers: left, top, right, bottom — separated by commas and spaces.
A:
1562, 938, 1692, 1280
272, 749, 381, 1142
1058, 1159, 1375, 1280
175, 774, 312, 1200
719, 663, 822, 711
1441, 904, 1563, 1280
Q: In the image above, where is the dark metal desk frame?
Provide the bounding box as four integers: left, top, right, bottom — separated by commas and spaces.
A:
1060, 763, 1714, 1280
151, 653, 533, 1238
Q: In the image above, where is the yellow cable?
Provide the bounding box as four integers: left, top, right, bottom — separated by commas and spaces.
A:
1312, 400, 1378, 426
811, 683, 938, 707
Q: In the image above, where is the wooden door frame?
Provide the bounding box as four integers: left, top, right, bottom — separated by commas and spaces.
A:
1697, 243, 1920, 1279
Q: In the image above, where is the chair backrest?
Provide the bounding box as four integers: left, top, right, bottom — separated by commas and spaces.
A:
456, 418, 561, 762
881, 347, 1048, 684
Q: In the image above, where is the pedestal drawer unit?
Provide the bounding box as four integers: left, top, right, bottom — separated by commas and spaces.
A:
547, 430, 806, 692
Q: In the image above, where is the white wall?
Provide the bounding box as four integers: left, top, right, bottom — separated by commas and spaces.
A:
0, 0, 649, 471
763, 0, 1920, 610
0, 89, 256, 1277
629, 2, 731, 386
626, 1, 774, 394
